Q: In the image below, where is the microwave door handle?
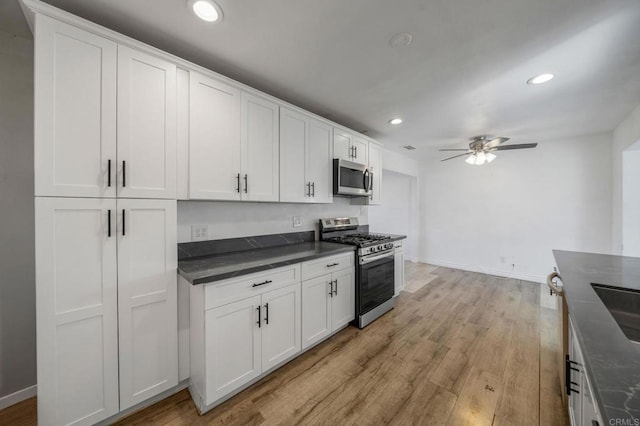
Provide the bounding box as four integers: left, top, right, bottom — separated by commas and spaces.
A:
363, 169, 370, 192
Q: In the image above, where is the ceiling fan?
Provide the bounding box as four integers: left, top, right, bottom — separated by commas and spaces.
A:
439, 135, 538, 165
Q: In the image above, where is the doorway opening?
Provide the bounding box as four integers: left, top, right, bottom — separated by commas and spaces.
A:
622, 139, 640, 256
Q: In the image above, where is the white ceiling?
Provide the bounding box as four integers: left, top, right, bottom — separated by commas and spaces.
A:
6, 0, 640, 158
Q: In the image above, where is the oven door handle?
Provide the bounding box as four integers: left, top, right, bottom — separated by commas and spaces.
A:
360, 251, 395, 265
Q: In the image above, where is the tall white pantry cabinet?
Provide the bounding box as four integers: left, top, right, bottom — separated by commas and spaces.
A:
33, 14, 178, 426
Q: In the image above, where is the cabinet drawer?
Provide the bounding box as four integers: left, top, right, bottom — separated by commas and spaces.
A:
204, 265, 300, 310
301, 253, 354, 281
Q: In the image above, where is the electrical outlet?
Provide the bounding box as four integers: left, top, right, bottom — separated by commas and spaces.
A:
191, 224, 208, 241
292, 216, 302, 228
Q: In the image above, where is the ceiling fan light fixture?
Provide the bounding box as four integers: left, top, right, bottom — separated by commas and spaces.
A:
527, 73, 554, 85
189, 0, 223, 22
486, 152, 496, 163
465, 155, 476, 165
389, 118, 403, 125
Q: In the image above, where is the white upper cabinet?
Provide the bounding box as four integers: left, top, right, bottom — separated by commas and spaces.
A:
333, 128, 368, 165
279, 108, 308, 202
333, 129, 352, 162
189, 75, 279, 201
307, 119, 333, 203
117, 47, 177, 199
35, 15, 117, 198
117, 199, 178, 410
368, 143, 382, 205
35, 16, 177, 199
351, 136, 369, 165
279, 107, 333, 203
189, 72, 242, 200
241, 93, 279, 202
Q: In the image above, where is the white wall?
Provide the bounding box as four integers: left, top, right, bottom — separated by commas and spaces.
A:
178, 197, 366, 243
418, 133, 613, 282
612, 103, 640, 254
368, 170, 418, 260
381, 148, 420, 177
622, 144, 640, 256
0, 30, 36, 400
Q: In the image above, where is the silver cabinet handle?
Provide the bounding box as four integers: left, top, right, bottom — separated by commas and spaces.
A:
328, 282, 333, 298
311, 182, 315, 197
333, 279, 338, 296
244, 174, 248, 193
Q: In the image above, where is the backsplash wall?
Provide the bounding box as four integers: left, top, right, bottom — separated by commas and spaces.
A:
177, 197, 367, 243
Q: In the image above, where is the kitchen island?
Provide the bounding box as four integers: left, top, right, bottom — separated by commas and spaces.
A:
554, 250, 640, 424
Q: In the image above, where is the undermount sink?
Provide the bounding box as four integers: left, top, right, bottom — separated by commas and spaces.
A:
592, 283, 640, 343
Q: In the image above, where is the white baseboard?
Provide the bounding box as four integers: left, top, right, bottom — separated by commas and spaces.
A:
421, 258, 544, 284
0, 385, 37, 410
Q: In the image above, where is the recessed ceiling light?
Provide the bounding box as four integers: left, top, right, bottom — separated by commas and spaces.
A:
189, 0, 223, 23
389, 118, 403, 125
527, 73, 554, 85
390, 33, 413, 48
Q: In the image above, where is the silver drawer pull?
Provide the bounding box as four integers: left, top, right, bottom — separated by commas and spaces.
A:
252, 279, 273, 288
326, 262, 339, 267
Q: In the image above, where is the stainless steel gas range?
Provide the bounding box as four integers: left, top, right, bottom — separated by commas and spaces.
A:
320, 217, 396, 328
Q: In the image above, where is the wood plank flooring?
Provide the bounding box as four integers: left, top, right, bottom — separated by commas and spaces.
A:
0, 263, 569, 425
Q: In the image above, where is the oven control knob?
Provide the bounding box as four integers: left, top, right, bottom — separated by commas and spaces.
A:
370, 246, 377, 253
386, 243, 394, 249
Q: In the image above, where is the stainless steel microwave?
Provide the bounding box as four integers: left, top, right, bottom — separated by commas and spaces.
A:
333, 159, 373, 196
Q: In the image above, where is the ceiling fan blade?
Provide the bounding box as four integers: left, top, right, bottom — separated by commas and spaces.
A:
441, 153, 471, 162
494, 143, 538, 151
484, 137, 509, 149
438, 149, 471, 152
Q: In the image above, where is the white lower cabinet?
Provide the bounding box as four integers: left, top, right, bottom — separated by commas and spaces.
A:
394, 242, 405, 296
35, 197, 178, 425
568, 318, 603, 426
191, 266, 302, 409
301, 259, 355, 349
204, 282, 301, 403
205, 295, 262, 403
190, 255, 354, 413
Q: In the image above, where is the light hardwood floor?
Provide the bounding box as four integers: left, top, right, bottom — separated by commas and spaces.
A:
0, 263, 569, 425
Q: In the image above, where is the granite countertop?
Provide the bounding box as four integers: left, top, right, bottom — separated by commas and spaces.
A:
553, 250, 640, 422
179, 241, 356, 285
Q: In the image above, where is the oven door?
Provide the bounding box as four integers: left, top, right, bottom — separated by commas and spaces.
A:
357, 252, 395, 315
334, 159, 373, 196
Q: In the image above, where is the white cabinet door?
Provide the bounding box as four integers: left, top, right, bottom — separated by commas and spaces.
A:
261, 283, 301, 371
241, 93, 279, 202
189, 72, 241, 200
568, 320, 583, 426
117, 199, 178, 409
351, 136, 369, 165
35, 197, 119, 426
205, 296, 262, 404
331, 269, 355, 330
117, 46, 176, 199
279, 107, 308, 203
394, 248, 405, 296
301, 275, 332, 349
368, 143, 382, 205
333, 129, 352, 161
307, 119, 333, 203
35, 15, 117, 198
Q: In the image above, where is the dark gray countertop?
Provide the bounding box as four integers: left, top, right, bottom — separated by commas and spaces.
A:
179, 241, 356, 285
553, 250, 640, 422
